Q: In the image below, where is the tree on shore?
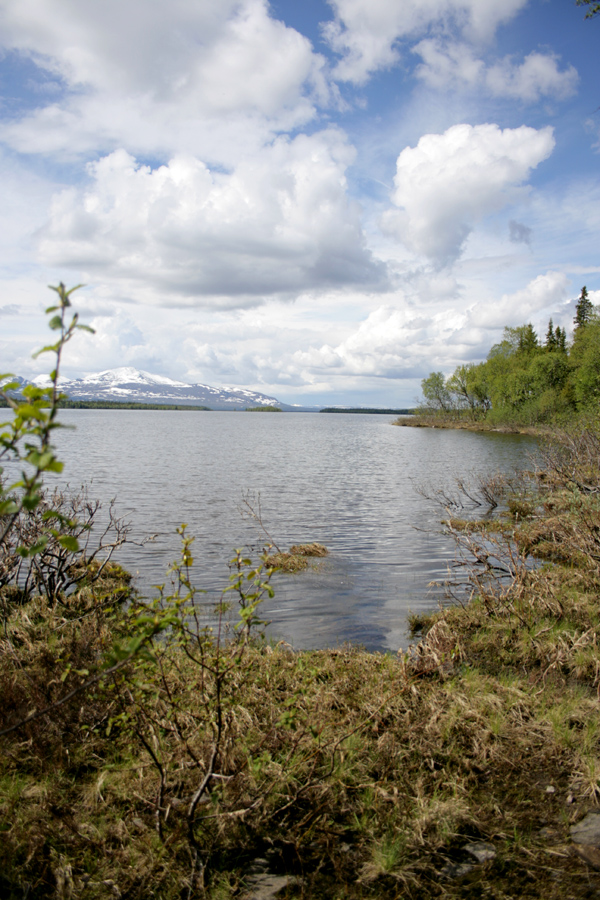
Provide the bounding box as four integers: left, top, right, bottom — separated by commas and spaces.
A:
420, 371, 452, 412
545, 318, 557, 350
574, 285, 593, 330
446, 363, 491, 418
576, 0, 600, 19
419, 290, 598, 423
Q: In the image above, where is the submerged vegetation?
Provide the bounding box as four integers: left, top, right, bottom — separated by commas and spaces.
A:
2, 286, 600, 897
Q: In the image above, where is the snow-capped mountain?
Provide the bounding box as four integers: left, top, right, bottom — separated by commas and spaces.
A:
1, 375, 29, 390
30, 367, 305, 410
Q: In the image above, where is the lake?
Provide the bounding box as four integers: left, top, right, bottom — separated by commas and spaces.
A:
49, 411, 536, 652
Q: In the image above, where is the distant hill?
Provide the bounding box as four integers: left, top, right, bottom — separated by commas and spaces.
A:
21, 367, 316, 411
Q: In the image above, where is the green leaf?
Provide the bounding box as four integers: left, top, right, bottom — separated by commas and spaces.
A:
21, 384, 50, 400
42, 509, 76, 526
48, 315, 63, 331
32, 342, 60, 359
31, 450, 55, 470
17, 405, 47, 423
64, 283, 85, 297
58, 535, 79, 552
17, 535, 48, 557
21, 493, 42, 511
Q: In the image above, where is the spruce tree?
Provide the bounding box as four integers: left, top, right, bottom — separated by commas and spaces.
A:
517, 323, 539, 354
545, 318, 557, 350
574, 286, 593, 330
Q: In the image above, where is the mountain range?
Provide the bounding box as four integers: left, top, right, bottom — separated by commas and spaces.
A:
25, 367, 312, 411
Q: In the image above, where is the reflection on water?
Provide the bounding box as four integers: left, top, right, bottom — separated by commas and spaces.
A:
49, 411, 536, 652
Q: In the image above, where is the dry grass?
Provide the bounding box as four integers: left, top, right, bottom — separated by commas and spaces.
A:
394, 414, 544, 435
2, 427, 600, 898
4, 622, 598, 898
265, 542, 328, 573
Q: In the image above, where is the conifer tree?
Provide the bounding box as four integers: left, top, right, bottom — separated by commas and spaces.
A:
574, 286, 593, 330
517, 323, 539, 354
545, 318, 557, 350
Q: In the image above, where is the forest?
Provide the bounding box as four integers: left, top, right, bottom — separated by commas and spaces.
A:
420, 287, 599, 425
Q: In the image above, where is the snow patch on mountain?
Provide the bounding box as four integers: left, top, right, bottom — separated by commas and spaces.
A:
31, 374, 70, 387
26, 368, 297, 410
78, 367, 190, 387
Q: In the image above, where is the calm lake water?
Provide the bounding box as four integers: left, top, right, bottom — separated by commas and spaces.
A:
48, 411, 536, 652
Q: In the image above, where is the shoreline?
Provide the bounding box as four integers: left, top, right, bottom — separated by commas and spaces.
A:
3, 426, 600, 897
394, 413, 547, 436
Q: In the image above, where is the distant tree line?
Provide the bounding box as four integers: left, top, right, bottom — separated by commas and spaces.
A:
420, 287, 600, 425
320, 408, 415, 415
245, 406, 282, 412
0, 398, 212, 411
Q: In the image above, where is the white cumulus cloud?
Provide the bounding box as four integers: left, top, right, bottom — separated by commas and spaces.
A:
0, 0, 330, 162
467, 271, 570, 329
292, 302, 472, 379
486, 51, 579, 102
413, 39, 485, 90
293, 305, 423, 377
39, 131, 385, 304
381, 123, 555, 267
323, 0, 528, 84
290, 271, 573, 385
414, 41, 578, 102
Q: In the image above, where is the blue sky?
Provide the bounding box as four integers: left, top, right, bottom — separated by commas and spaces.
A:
0, 0, 598, 406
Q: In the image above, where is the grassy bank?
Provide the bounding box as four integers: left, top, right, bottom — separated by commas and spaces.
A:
320, 408, 415, 415
393, 413, 547, 436
2, 427, 600, 898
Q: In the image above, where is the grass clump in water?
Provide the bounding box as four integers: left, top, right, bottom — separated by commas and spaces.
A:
265, 541, 329, 572
406, 610, 437, 637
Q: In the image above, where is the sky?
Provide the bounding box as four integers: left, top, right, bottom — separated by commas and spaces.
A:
0, 0, 598, 407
